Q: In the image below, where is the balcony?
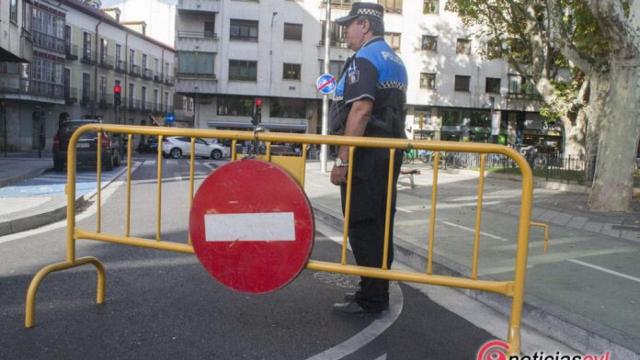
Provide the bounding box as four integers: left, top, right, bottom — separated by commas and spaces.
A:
81, 52, 96, 65
165, 75, 175, 85
177, 0, 220, 13
153, 74, 163, 83
65, 87, 78, 104
175, 77, 217, 95
142, 68, 153, 80
99, 55, 114, 69
176, 31, 219, 52
115, 60, 127, 73
129, 64, 141, 77
66, 44, 79, 60
0, 76, 65, 103
33, 31, 65, 54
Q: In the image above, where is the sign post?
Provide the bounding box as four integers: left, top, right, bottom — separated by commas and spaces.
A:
189, 160, 314, 294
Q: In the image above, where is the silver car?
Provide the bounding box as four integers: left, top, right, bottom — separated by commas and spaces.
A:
162, 136, 229, 160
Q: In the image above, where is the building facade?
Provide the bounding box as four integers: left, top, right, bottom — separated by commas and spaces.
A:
175, 0, 557, 148
0, 0, 176, 153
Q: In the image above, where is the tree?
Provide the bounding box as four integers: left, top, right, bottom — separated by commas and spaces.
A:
448, 0, 640, 211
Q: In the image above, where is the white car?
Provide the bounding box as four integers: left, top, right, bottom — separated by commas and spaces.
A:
162, 136, 229, 160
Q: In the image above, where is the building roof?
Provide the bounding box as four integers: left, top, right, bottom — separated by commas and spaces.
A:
60, 0, 175, 52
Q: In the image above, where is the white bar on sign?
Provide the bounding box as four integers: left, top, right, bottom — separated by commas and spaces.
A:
204, 212, 296, 242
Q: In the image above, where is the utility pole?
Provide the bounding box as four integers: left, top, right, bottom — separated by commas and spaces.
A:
320, 0, 331, 173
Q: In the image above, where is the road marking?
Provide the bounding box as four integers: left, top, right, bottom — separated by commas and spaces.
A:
204, 212, 295, 241
441, 221, 509, 242
373, 355, 387, 360
396, 206, 411, 213
567, 259, 640, 284
305, 282, 403, 360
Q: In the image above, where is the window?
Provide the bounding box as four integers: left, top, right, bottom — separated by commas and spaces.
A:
270, 98, 306, 118
165, 92, 169, 110
129, 49, 135, 65
420, 73, 436, 89
83, 32, 92, 58
485, 77, 501, 94
142, 86, 146, 104
155, 58, 160, 73
229, 60, 257, 81
129, 83, 134, 107
154, 89, 159, 107
230, 19, 258, 41
204, 21, 215, 38
320, 21, 347, 47
100, 39, 108, 63
421, 35, 437, 52
283, 63, 301, 80
384, 32, 401, 52
456, 38, 471, 55
178, 51, 215, 76
116, 44, 121, 61
82, 73, 91, 101
217, 96, 254, 116
142, 54, 147, 70
100, 76, 106, 98
379, 0, 402, 13
454, 75, 470, 92
508, 74, 521, 94
10, 0, 18, 23
284, 23, 302, 41
423, 0, 438, 14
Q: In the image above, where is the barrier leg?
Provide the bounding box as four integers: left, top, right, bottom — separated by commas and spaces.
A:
25, 256, 106, 328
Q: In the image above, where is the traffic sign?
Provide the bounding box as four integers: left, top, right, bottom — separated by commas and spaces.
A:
316, 73, 336, 95
165, 113, 175, 125
189, 159, 314, 294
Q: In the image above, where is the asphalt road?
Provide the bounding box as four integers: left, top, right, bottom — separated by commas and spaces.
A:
0, 156, 510, 360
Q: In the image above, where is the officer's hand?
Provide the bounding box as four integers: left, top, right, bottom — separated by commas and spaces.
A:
330, 166, 347, 185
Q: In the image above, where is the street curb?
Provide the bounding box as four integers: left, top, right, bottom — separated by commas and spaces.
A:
0, 166, 50, 188
311, 203, 640, 359
0, 163, 135, 237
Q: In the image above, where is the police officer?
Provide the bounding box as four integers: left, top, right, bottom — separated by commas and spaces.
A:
329, 2, 408, 315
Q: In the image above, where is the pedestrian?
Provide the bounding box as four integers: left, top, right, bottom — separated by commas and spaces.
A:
328, 2, 407, 315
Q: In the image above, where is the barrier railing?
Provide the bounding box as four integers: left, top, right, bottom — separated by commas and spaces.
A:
24, 124, 533, 355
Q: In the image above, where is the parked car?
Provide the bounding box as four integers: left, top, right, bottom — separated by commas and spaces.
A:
162, 136, 230, 160
52, 119, 121, 172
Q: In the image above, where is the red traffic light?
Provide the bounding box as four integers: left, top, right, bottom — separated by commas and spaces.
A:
255, 98, 263, 107
113, 84, 122, 94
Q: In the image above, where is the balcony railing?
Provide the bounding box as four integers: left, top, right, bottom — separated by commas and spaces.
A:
65, 87, 78, 104
142, 68, 153, 80
115, 60, 127, 73
130, 64, 141, 77
81, 52, 96, 65
0, 78, 64, 100
153, 74, 163, 83
128, 98, 141, 111
177, 30, 218, 39
99, 55, 114, 69
318, 40, 349, 48
165, 75, 174, 85
66, 44, 79, 60
33, 31, 65, 54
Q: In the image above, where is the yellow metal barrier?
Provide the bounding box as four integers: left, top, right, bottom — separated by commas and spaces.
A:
530, 221, 550, 253
25, 124, 533, 355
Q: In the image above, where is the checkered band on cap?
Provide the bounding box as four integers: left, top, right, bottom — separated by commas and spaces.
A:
356, 8, 383, 19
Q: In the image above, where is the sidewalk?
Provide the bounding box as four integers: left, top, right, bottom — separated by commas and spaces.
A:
0, 154, 128, 236
303, 161, 640, 359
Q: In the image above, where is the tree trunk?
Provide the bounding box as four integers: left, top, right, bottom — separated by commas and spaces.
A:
584, 71, 609, 182
560, 115, 584, 158
588, 60, 640, 211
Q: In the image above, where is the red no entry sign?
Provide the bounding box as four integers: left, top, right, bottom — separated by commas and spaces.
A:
189, 159, 314, 294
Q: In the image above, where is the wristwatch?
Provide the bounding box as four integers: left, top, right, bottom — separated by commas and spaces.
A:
334, 158, 348, 168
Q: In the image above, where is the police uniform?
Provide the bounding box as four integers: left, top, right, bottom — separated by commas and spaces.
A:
331, 33, 408, 312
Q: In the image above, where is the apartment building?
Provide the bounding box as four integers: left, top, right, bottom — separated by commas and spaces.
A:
176, 0, 555, 147
0, 0, 176, 152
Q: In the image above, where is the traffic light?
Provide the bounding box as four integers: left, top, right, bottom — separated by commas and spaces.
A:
113, 83, 122, 107
251, 98, 263, 126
